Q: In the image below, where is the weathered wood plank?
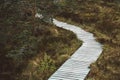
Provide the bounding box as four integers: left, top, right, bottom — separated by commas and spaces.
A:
49, 71, 87, 80
48, 19, 103, 80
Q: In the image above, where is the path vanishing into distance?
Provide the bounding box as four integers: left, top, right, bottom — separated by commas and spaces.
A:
48, 19, 103, 80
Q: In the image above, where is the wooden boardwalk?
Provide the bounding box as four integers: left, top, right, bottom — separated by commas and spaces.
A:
48, 19, 103, 80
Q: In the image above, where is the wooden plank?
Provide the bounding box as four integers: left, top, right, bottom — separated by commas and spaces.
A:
48, 19, 103, 80
49, 71, 87, 80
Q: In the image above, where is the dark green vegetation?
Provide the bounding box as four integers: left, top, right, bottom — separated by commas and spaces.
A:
0, 0, 81, 80
55, 0, 120, 80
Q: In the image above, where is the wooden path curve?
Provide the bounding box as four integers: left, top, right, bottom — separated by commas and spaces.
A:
48, 19, 103, 80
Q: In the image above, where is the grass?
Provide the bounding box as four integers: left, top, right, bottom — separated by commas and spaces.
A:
55, 0, 120, 79
1, 0, 120, 80
14, 21, 82, 80
0, 14, 82, 80
56, 16, 120, 80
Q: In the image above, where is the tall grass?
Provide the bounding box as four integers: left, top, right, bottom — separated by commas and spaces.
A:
55, 0, 120, 80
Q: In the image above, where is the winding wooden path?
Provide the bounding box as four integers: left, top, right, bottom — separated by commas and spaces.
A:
48, 19, 103, 80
